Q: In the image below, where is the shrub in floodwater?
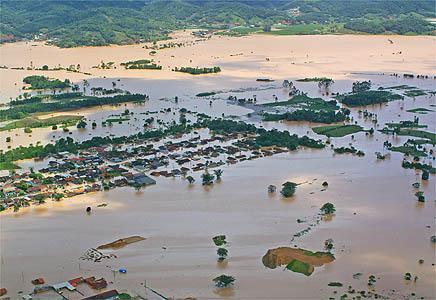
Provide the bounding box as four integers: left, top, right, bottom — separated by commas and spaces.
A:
422, 170, 429, 180
186, 175, 195, 184
217, 247, 228, 260
321, 203, 336, 215
281, 181, 297, 197
213, 274, 235, 288
202, 171, 215, 185
213, 235, 227, 246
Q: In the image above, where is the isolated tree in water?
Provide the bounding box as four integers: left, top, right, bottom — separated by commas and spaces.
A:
186, 176, 195, 184
318, 78, 334, 91
202, 171, 215, 185
214, 169, 223, 180
320, 202, 336, 215
217, 248, 228, 261
213, 274, 235, 288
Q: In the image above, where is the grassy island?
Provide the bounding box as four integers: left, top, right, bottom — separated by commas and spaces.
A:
312, 125, 363, 137
262, 95, 349, 124
0, 115, 83, 131
0, 93, 147, 122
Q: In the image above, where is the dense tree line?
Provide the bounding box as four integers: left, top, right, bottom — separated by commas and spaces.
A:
173, 66, 221, 75
338, 91, 403, 107
263, 109, 348, 124
0, 94, 147, 121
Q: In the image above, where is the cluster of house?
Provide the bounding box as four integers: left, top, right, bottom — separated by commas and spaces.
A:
0, 132, 289, 212
1, 275, 127, 300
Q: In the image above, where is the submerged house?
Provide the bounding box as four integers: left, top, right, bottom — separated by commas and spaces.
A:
128, 173, 156, 186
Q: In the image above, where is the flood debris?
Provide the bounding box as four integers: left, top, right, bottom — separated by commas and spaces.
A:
80, 248, 116, 262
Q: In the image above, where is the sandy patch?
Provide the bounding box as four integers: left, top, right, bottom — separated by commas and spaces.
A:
262, 246, 335, 269
97, 235, 146, 250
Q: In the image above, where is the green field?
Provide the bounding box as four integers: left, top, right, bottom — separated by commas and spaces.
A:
404, 89, 427, 97
285, 259, 314, 276
389, 145, 427, 157
397, 129, 436, 143
264, 24, 340, 35
0, 115, 82, 131
262, 95, 338, 111
217, 26, 262, 36
312, 125, 363, 137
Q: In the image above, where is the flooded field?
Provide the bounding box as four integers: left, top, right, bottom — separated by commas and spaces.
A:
0, 33, 435, 299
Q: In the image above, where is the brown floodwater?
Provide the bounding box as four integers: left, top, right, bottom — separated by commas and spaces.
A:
0, 33, 435, 299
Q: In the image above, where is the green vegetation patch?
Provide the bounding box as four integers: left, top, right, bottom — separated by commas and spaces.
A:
121, 59, 162, 70
0, 161, 20, 171
385, 121, 427, 129
23, 75, 70, 90
312, 124, 363, 137
397, 129, 436, 143
104, 117, 130, 123
0, 115, 82, 131
285, 259, 314, 276
0, 94, 146, 122
196, 91, 216, 97
328, 282, 343, 287
389, 145, 427, 157
217, 26, 262, 36
296, 77, 332, 82
263, 110, 347, 124
384, 85, 416, 90
407, 108, 433, 114
264, 24, 332, 35
173, 66, 221, 75
404, 89, 427, 97
337, 90, 403, 107
262, 94, 339, 111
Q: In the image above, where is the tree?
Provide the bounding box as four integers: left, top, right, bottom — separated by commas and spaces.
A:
77, 120, 87, 129
213, 275, 235, 288
217, 248, 228, 260
202, 171, 215, 185
186, 176, 195, 184
214, 169, 223, 180
281, 182, 297, 197
318, 78, 334, 90
352, 80, 371, 93
212, 235, 227, 246
422, 170, 429, 180
320, 202, 336, 214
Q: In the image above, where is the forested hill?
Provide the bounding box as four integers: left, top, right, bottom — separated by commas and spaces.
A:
0, 0, 434, 47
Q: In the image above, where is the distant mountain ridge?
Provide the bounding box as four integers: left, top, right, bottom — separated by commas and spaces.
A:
0, 0, 434, 47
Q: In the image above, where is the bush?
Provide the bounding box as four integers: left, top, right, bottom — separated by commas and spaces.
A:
281, 182, 297, 197
320, 203, 336, 214
213, 235, 227, 246
213, 275, 235, 288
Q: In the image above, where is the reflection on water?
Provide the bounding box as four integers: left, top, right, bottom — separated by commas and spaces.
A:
0, 34, 435, 299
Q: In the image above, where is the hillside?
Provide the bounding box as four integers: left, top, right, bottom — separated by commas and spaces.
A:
0, 0, 434, 47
